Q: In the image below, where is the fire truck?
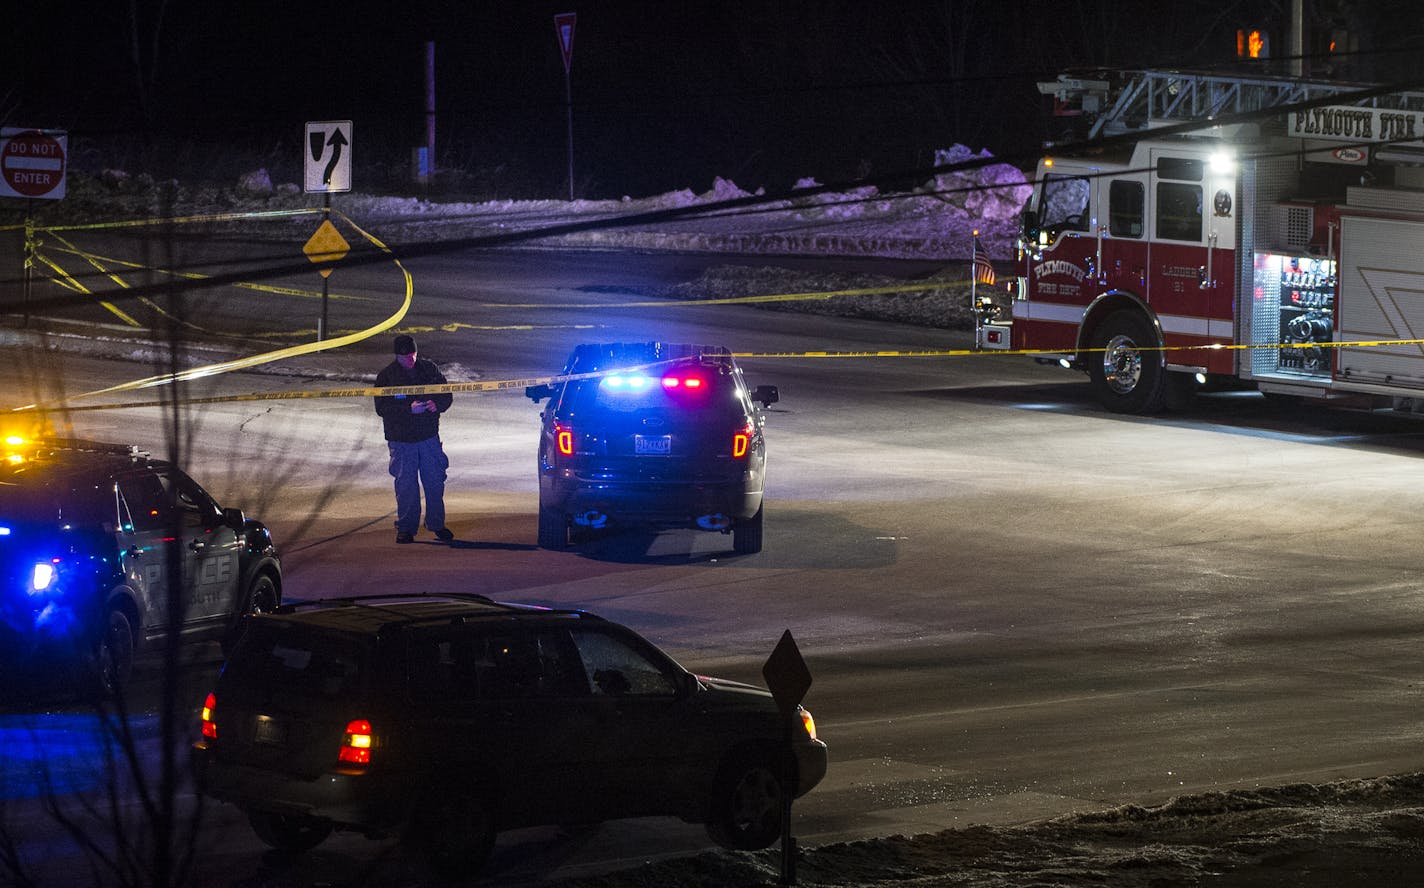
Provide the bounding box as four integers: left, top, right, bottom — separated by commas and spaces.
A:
976, 69, 1424, 414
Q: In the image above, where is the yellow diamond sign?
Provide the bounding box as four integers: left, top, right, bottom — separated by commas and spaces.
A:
304, 219, 350, 279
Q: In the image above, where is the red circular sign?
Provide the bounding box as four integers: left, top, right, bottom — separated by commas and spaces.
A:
2, 131, 66, 198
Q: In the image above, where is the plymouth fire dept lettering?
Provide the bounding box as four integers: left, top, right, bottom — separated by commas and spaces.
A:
1034, 260, 1086, 282
1033, 259, 1087, 297
1289, 106, 1422, 144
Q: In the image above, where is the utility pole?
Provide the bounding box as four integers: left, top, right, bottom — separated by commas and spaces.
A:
555, 13, 577, 200
425, 41, 436, 184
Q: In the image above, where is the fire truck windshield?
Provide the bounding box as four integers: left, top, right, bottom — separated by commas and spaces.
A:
1038, 175, 1092, 236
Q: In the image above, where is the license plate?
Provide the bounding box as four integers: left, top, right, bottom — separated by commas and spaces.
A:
634, 435, 672, 455
254, 716, 287, 745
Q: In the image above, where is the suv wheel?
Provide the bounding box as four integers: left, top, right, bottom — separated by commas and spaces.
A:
223, 572, 279, 656
91, 609, 134, 698
410, 793, 496, 878
732, 504, 763, 555
247, 810, 333, 852
537, 504, 568, 550
705, 748, 784, 851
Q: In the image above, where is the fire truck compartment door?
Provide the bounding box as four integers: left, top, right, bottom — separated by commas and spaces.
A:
1338, 215, 1424, 389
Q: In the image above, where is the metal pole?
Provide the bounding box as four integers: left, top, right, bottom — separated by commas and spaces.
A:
425, 41, 436, 183
778, 718, 797, 886
970, 231, 979, 349
319, 193, 331, 343
564, 68, 575, 200
22, 210, 34, 329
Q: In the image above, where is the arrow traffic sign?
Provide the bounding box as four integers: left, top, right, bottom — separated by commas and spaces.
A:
304, 121, 352, 194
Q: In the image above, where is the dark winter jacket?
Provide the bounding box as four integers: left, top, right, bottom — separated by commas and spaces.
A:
373, 357, 453, 442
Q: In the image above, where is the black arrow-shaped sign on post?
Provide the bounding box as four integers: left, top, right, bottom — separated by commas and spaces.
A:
322, 129, 348, 185
763, 630, 812, 886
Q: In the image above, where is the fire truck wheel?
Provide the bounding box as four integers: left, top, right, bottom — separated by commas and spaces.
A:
1088, 311, 1166, 414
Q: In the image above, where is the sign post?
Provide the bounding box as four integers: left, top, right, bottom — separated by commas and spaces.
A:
303, 121, 353, 341
554, 12, 577, 200
762, 630, 813, 887
2, 128, 67, 329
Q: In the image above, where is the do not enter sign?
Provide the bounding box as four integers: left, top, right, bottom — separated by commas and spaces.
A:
0, 129, 67, 200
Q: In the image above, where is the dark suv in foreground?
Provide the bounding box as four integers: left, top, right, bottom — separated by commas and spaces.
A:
526, 342, 778, 553
0, 438, 282, 695
195, 593, 826, 876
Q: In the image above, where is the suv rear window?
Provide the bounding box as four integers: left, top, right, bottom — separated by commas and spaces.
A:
561, 360, 743, 419
406, 627, 588, 702
0, 483, 115, 528
228, 624, 366, 699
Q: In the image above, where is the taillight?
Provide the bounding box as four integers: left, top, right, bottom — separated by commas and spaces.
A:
732, 423, 753, 459
555, 423, 574, 457
200, 692, 217, 739
339, 719, 373, 765
29, 559, 60, 594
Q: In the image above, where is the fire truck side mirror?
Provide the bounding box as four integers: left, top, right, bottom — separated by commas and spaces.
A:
1020, 210, 1043, 247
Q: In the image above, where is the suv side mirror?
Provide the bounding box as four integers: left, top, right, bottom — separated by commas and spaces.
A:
525, 383, 555, 403
222, 507, 246, 529
678, 670, 700, 699
752, 385, 778, 408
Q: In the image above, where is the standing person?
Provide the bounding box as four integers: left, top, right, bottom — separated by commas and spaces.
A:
374, 334, 455, 544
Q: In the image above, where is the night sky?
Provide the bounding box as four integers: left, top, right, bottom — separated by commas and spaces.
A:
8, 1, 1416, 200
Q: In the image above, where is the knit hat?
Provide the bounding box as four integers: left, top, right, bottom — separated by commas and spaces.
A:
393, 334, 417, 355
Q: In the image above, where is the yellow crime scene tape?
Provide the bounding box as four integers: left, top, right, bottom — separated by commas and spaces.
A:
13, 208, 415, 411
12, 208, 1424, 416
18, 337, 1424, 415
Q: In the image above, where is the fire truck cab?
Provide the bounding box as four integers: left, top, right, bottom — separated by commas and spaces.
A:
979, 70, 1424, 414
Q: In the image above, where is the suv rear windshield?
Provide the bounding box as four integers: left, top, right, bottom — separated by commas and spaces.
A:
227, 623, 367, 699
561, 360, 744, 419
0, 482, 116, 528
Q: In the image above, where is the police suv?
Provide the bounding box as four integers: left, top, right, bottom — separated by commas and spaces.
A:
0, 438, 282, 695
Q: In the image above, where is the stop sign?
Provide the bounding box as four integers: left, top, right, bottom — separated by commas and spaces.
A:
1, 130, 66, 200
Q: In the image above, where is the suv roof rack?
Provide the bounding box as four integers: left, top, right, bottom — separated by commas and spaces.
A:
274, 591, 500, 613
270, 592, 602, 634
32, 437, 151, 460
566, 342, 732, 373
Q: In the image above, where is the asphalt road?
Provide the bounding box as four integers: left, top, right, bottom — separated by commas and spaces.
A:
7, 245, 1424, 886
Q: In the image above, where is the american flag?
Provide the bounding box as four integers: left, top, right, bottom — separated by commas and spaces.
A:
973, 237, 996, 286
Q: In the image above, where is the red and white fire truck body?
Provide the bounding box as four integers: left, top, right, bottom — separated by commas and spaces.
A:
978, 71, 1424, 414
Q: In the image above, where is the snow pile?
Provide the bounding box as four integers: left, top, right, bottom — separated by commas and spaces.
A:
545, 773, 1424, 887
663, 265, 978, 331
401, 145, 1027, 262
42, 145, 1031, 263
929, 145, 1034, 226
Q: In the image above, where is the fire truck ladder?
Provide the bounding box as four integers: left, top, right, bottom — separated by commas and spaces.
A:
1041, 70, 1424, 139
